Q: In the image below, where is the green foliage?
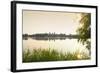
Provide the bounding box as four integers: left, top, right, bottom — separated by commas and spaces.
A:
23, 48, 90, 62
76, 13, 91, 54
77, 13, 91, 44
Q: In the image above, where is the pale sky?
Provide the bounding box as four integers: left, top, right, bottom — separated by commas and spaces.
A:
23, 10, 81, 34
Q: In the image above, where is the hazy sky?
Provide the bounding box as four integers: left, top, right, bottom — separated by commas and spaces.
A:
23, 10, 81, 34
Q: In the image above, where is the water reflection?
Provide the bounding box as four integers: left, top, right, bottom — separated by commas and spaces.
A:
23, 37, 89, 55
23, 33, 79, 41
23, 36, 75, 41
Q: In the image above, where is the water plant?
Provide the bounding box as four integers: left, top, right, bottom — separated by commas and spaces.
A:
23, 48, 90, 62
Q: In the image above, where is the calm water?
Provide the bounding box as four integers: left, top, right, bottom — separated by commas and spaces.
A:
23, 38, 89, 55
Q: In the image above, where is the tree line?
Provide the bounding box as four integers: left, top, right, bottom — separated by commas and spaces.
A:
23, 33, 79, 38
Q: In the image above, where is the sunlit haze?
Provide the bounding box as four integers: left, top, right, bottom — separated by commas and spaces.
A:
23, 10, 81, 35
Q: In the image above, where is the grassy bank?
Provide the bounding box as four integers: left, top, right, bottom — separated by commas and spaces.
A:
23, 48, 90, 63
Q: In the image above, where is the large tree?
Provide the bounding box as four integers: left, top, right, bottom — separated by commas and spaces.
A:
77, 13, 91, 51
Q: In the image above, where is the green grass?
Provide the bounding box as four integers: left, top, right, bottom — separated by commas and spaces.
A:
23, 48, 90, 63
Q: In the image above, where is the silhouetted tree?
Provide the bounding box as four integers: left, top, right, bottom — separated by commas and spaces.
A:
77, 13, 91, 53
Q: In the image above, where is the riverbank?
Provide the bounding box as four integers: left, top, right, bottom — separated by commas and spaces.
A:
23, 48, 90, 62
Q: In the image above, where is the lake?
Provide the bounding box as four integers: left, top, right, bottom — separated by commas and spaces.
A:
23, 37, 89, 55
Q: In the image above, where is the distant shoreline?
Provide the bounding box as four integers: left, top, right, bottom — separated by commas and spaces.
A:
23, 33, 79, 38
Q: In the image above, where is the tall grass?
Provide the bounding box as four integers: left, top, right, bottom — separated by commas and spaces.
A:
23, 48, 90, 63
